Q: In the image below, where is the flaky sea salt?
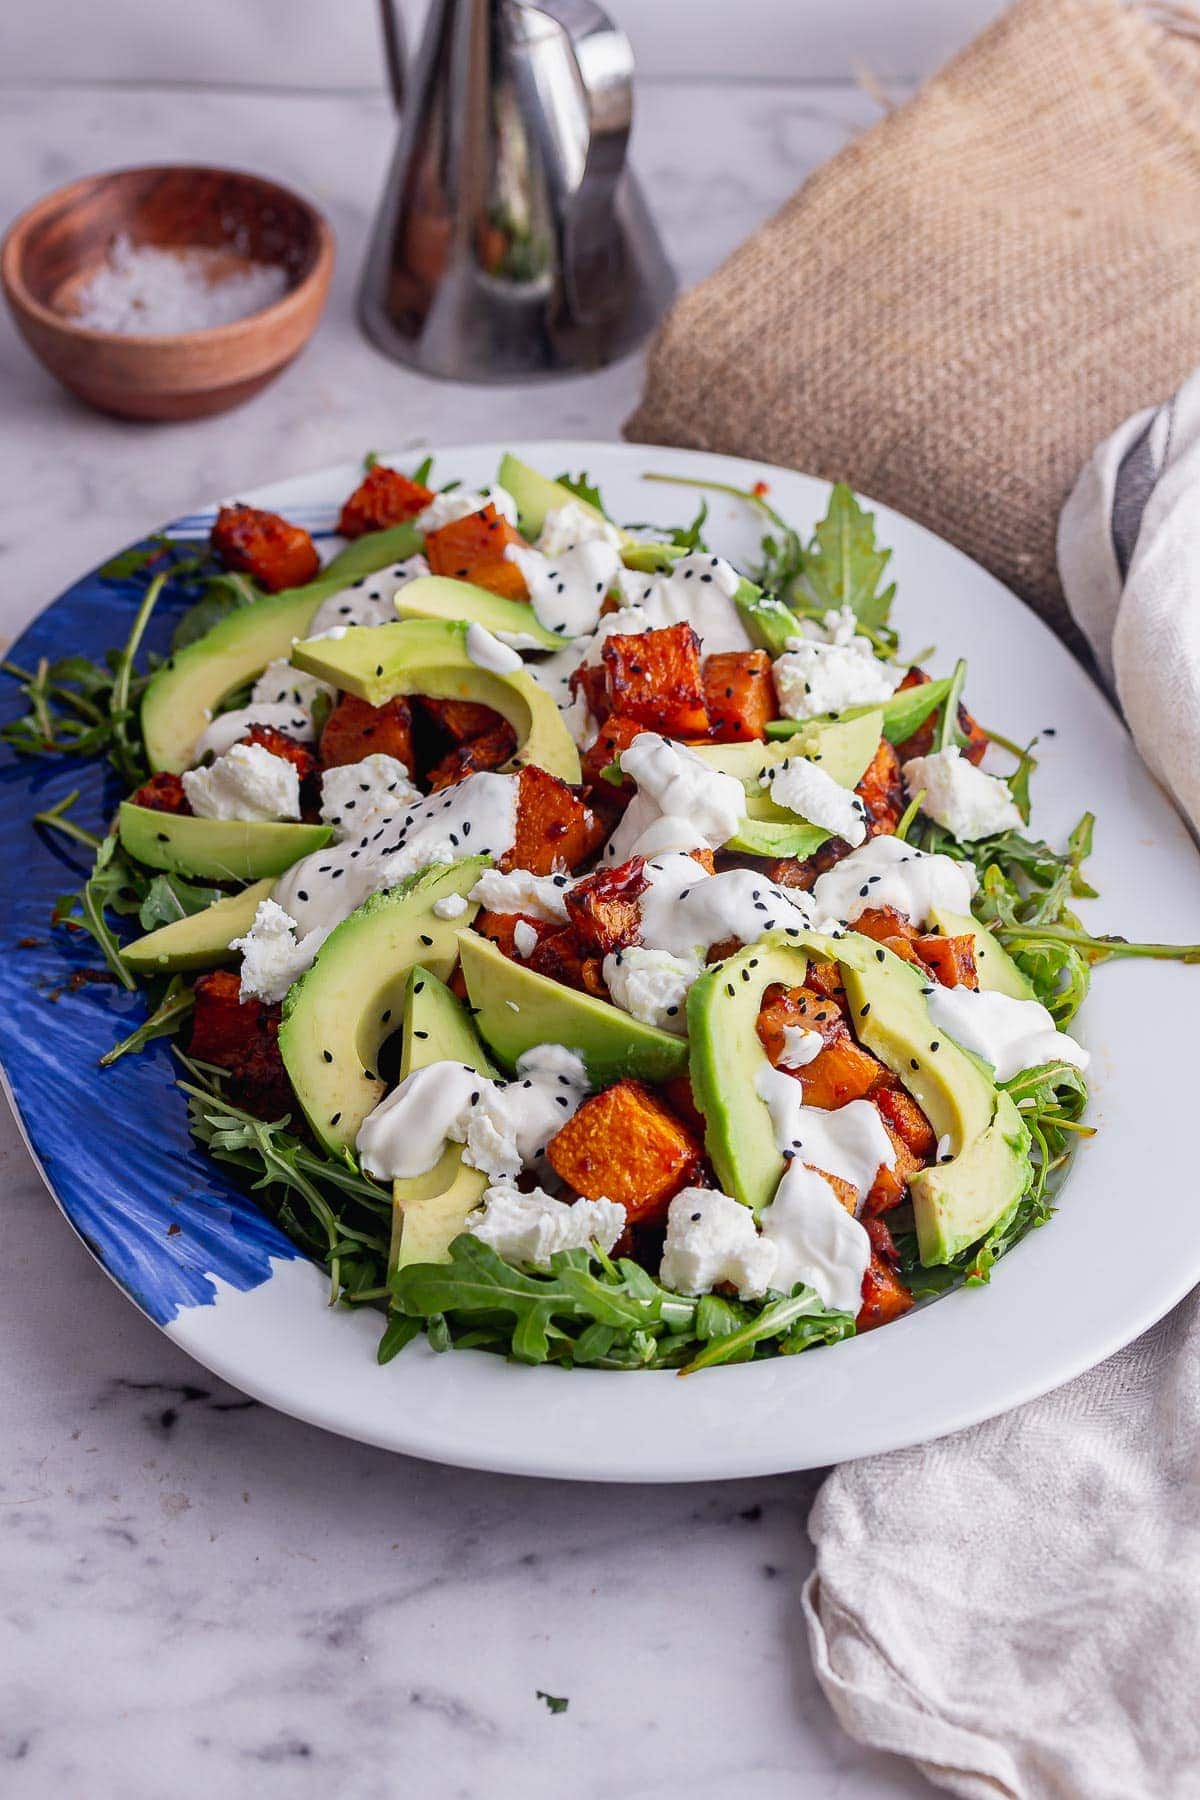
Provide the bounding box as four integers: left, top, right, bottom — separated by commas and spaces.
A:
72, 233, 288, 335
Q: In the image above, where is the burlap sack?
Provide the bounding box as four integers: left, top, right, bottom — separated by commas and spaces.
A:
625, 0, 1200, 645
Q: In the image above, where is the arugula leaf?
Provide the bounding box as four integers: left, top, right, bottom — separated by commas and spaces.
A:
681, 1287, 854, 1373
553, 471, 608, 516
537, 1692, 569, 1715
137, 873, 226, 932
412, 454, 435, 488
795, 483, 895, 632
99, 977, 194, 1067
50, 831, 144, 991
170, 570, 259, 652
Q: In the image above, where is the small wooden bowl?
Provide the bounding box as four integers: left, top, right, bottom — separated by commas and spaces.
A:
1, 165, 335, 421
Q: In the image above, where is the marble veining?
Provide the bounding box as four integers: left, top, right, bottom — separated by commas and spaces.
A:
0, 80, 927, 1798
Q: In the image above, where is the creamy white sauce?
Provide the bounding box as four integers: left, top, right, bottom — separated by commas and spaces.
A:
319, 753, 420, 842
465, 621, 524, 675
467, 1183, 625, 1264
535, 501, 623, 557
777, 1024, 825, 1069
307, 555, 430, 636
469, 867, 576, 923
355, 1044, 588, 1183
232, 898, 330, 1005
772, 635, 902, 721
635, 852, 814, 958
763, 756, 869, 847
601, 945, 704, 1035
902, 745, 1022, 841
250, 660, 334, 714
659, 1188, 776, 1300
755, 1063, 896, 1205
505, 538, 623, 640
414, 486, 518, 534
182, 741, 300, 822
810, 834, 978, 931
194, 701, 315, 760
925, 986, 1089, 1082
758, 1161, 870, 1314
611, 554, 752, 656
604, 734, 746, 862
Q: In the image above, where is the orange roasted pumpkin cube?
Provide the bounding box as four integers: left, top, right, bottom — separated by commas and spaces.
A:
501, 765, 605, 875
756, 984, 887, 1110
702, 650, 777, 743
601, 622, 710, 737
418, 695, 508, 744
426, 721, 518, 790
856, 1252, 914, 1331
871, 1084, 937, 1159
525, 926, 608, 998
582, 712, 644, 803
862, 1116, 928, 1216
914, 932, 979, 990
564, 858, 648, 954
424, 503, 529, 600
546, 1079, 704, 1225
473, 909, 557, 961
189, 971, 293, 1120
211, 503, 320, 593
337, 464, 434, 537
854, 738, 904, 836
129, 771, 191, 815
319, 694, 414, 772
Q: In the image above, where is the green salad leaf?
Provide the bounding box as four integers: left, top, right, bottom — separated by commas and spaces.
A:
793, 482, 896, 633
99, 977, 194, 1068
553, 471, 608, 516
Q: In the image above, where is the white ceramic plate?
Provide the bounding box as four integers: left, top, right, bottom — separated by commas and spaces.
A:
19, 441, 1200, 1480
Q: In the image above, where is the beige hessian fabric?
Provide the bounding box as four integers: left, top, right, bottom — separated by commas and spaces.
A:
625, 0, 1200, 646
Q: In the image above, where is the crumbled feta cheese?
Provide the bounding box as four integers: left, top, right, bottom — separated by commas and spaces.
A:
465, 621, 524, 674
535, 500, 622, 556
809, 834, 978, 932
758, 1161, 871, 1314
415, 485, 517, 534
250, 659, 333, 713
902, 745, 1022, 842
602, 945, 704, 1034
231, 898, 329, 1004
307, 555, 430, 636
182, 741, 301, 822
605, 733, 746, 861
513, 919, 540, 959
777, 1024, 824, 1069
432, 892, 469, 920
762, 756, 869, 847
194, 701, 315, 760
470, 867, 576, 923
772, 636, 902, 721
659, 1188, 776, 1300
467, 1183, 625, 1264
319, 753, 420, 841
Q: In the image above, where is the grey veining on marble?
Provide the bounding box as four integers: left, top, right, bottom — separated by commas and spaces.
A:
0, 81, 928, 1799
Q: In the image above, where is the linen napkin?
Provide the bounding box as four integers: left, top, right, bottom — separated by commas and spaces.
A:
625, 0, 1200, 652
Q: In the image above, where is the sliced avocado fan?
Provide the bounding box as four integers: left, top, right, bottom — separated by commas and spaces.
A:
117, 804, 331, 882
395, 574, 567, 651
121, 877, 274, 976
689, 709, 882, 858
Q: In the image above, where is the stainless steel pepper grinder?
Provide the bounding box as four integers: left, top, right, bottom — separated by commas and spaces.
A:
359, 0, 676, 382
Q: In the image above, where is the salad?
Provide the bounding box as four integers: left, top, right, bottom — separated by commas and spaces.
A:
7, 454, 1198, 1375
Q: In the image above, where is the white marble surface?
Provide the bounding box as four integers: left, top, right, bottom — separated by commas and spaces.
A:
0, 82, 930, 1798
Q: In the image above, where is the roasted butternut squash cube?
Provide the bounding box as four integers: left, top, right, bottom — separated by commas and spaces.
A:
211, 503, 319, 593
601, 622, 710, 737
851, 905, 921, 944
856, 1251, 914, 1331
863, 1117, 928, 1216
914, 932, 979, 990
418, 695, 507, 744
569, 661, 612, 731
855, 738, 904, 835
564, 858, 648, 954
501, 765, 605, 875
337, 464, 434, 537
129, 771, 191, 815
702, 650, 777, 743
582, 712, 644, 802
546, 1079, 703, 1224
426, 721, 518, 790
473, 909, 557, 961
424, 503, 529, 600
871, 1083, 937, 1159
756, 983, 887, 1109
189, 970, 292, 1120
319, 694, 414, 772
894, 667, 989, 767
240, 724, 317, 785
525, 926, 608, 998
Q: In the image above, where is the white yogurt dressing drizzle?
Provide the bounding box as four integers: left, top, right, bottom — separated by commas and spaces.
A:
469, 867, 576, 922
758, 1161, 871, 1314
612, 555, 751, 655
414, 486, 518, 534
755, 1062, 896, 1204
809, 835, 977, 931
465, 621, 524, 674
194, 701, 315, 760
635, 851, 814, 958
605, 734, 746, 862
925, 986, 1089, 1082
307, 555, 430, 637
506, 538, 624, 640
763, 756, 869, 847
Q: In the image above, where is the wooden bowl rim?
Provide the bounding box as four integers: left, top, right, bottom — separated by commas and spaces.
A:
0, 162, 335, 350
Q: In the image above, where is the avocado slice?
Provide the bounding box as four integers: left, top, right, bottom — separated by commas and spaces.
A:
121, 877, 273, 975
389, 967, 495, 1273
394, 573, 567, 651
497, 454, 622, 543
141, 523, 423, 773
457, 929, 688, 1085
278, 858, 486, 1155
767, 675, 954, 746
910, 1091, 1031, 1264
687, 934, 810, 1210
689, 709, 882, 858
291, 617, 581, 784
926, 907, 1035, 1000
118, 803, 331, 881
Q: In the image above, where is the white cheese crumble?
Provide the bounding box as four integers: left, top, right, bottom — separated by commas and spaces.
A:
535, 500, 622, 556
777, 1024, 825, 1069
611, 554, 752, 655
466, 1183, 625, 1264
469, 867, 576, 923
601, 945, 704, 1035
250, 660, 333, 714
231, 898, 330, 1005
902, 745, 1022, 842
809, 834, 978, 932
772, 636, 902, 721
194, 701, 315, 760
513, 919, 540, 959
925, 986, 1089, 1083
432, 892, 469, 920
307, 555, 430, 636
605, 733, 746, 862
758, 1161, 871, 1314
319, 753, 420, 841
182, 741, 301, 823
465, 621, 524, 674
414, 485, 518, 534
659, 1188, 776, 1300
762, 756, 869, 847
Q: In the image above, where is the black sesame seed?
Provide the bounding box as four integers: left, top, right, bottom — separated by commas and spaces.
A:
860, 1003, 871, 1017
930, 1041, 940, 1052
322, 1050, 333, 1063
413, 1029, 429, 1040
330, 1112, 341, 1125
910, 1057, 920, 1070
420, 934, 434, 946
